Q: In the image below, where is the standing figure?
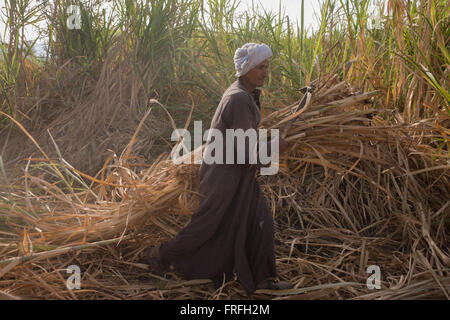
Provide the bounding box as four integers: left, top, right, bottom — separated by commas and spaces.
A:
146, 43, 293, 296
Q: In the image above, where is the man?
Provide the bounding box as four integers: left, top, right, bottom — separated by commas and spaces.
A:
146, 43, 293, 296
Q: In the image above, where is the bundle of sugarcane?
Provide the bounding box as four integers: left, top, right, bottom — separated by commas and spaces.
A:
0, 74, 448, 299
255, 77, 449, 299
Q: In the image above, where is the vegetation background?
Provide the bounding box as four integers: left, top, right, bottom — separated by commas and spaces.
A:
0, 0, 448, 300
0, 0, 447, 175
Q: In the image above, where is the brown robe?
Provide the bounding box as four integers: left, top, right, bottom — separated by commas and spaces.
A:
159, 79, 277, 296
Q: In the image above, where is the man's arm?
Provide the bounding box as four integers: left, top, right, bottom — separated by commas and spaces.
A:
222, 93, 288, 167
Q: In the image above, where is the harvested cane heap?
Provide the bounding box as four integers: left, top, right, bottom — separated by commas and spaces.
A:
0, 75, 448, 299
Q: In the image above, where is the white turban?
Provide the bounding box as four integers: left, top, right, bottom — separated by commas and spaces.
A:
234, 43, 272, 77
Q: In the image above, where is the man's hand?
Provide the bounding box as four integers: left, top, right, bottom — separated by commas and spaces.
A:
279, 138, 290, 154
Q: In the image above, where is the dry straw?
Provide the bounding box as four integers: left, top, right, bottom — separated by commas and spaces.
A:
0, 75, 448, 299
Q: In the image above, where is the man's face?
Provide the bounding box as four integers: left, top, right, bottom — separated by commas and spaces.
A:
242, 59, 269, 88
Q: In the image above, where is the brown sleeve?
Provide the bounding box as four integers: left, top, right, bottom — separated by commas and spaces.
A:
221, 92, 256, 131
221, 92, 274, 167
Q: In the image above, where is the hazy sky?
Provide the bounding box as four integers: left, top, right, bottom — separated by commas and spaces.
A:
0, 0, 324, 48
239, 0, 322, 31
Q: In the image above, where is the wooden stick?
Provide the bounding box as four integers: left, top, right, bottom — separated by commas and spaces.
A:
316, 81, 348, 99
285, 132, 306, 142
0, 235, 133, 267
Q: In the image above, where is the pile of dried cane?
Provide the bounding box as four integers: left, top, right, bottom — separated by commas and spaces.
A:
0, 75, 448, 299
